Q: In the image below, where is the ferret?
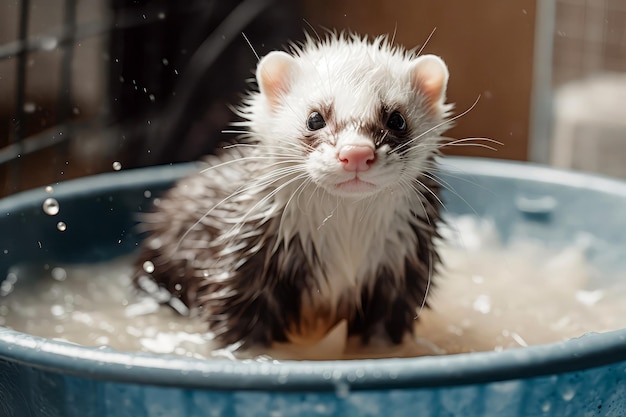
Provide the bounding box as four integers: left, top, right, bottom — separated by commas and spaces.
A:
135, 32, 453, 351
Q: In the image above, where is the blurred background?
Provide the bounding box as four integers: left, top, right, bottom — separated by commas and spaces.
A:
0, 0, 625, 197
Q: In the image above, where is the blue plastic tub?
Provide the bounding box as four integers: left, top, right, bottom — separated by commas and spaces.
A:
1, 157, 625, 417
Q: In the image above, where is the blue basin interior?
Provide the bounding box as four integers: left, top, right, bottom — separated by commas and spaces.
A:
0, 157, 625, 417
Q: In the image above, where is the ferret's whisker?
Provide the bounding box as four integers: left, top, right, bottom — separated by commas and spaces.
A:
444, 137, 503, 146
221, 141, 301, 152
412, 176, 447, 212
363, 192, 379, 221
438, 137, 501, 152
280, 178, 312, 233
379, 130, 390, 148
178, 165, 307, 249
397, 177, 432, 225
415, 250, 433, 319
221, 129, 250, 135
426, 165, 495, 196
241, 32, 260, 62
416, 27, 437, 57
206, 172, 311, 279
221, 172, 310, 243
198, 155, 301, 174
420, 171, 478, 216
392, 95, 480, 154
221, 146, 306, 160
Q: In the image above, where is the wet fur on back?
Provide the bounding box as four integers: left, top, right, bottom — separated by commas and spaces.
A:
136, 32, 453, 349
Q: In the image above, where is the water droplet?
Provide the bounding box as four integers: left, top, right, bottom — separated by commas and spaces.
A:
575, 289, 604, 306
162, 58, 169, 66
157, 11, 166, 19
45, 185, 54, 194
473, 294, 491, 314
57, 222, 67, 232
147, 238, 162, 250
23, 102, 36, 113
72, 107, 80, 115
542, 401, 551, 412
142, 260, 155, 274
43, 198, 60, 216
112, 161, 122, 171
51, 267, 67, 281
6, 272, 18, 285
0, 280, 14, 296
51, 304, 65, 316
471, 274, 484, 284
562, 388, 576, 401
95, 335, 110, 345
144, 190, 152, 198
40, 36, 59, 51
511, 332, 528, 347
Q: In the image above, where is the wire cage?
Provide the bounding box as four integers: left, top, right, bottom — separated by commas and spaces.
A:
552, 0, 626, 86
0, 0, 301, 198
549, 0, 626, 178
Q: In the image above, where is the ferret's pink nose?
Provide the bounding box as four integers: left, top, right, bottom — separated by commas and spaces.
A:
338, 145, 376, 172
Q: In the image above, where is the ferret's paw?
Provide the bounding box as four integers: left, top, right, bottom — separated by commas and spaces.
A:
267, 320, 348, 360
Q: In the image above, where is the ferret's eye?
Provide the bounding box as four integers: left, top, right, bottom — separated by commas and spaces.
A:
306, 112, 326, 131
386, 111, 407, 132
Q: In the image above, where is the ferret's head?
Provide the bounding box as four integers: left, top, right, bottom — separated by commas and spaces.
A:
241, 33, 453, 198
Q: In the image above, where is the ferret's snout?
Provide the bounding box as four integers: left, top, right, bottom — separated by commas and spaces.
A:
337, 145, 376, 172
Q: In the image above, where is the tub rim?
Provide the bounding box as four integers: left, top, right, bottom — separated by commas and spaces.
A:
1, 157, 626, 392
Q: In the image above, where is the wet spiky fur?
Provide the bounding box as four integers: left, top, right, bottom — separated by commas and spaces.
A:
135, 32, 453, 349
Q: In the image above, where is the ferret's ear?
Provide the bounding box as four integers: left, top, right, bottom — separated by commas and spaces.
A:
409, 55, 449, 115
256, 51, 296, 109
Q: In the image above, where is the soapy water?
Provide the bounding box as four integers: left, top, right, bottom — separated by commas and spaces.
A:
1, 215, 626, 360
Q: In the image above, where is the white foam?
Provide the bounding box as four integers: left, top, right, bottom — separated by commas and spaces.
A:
1, 216, 625, 360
